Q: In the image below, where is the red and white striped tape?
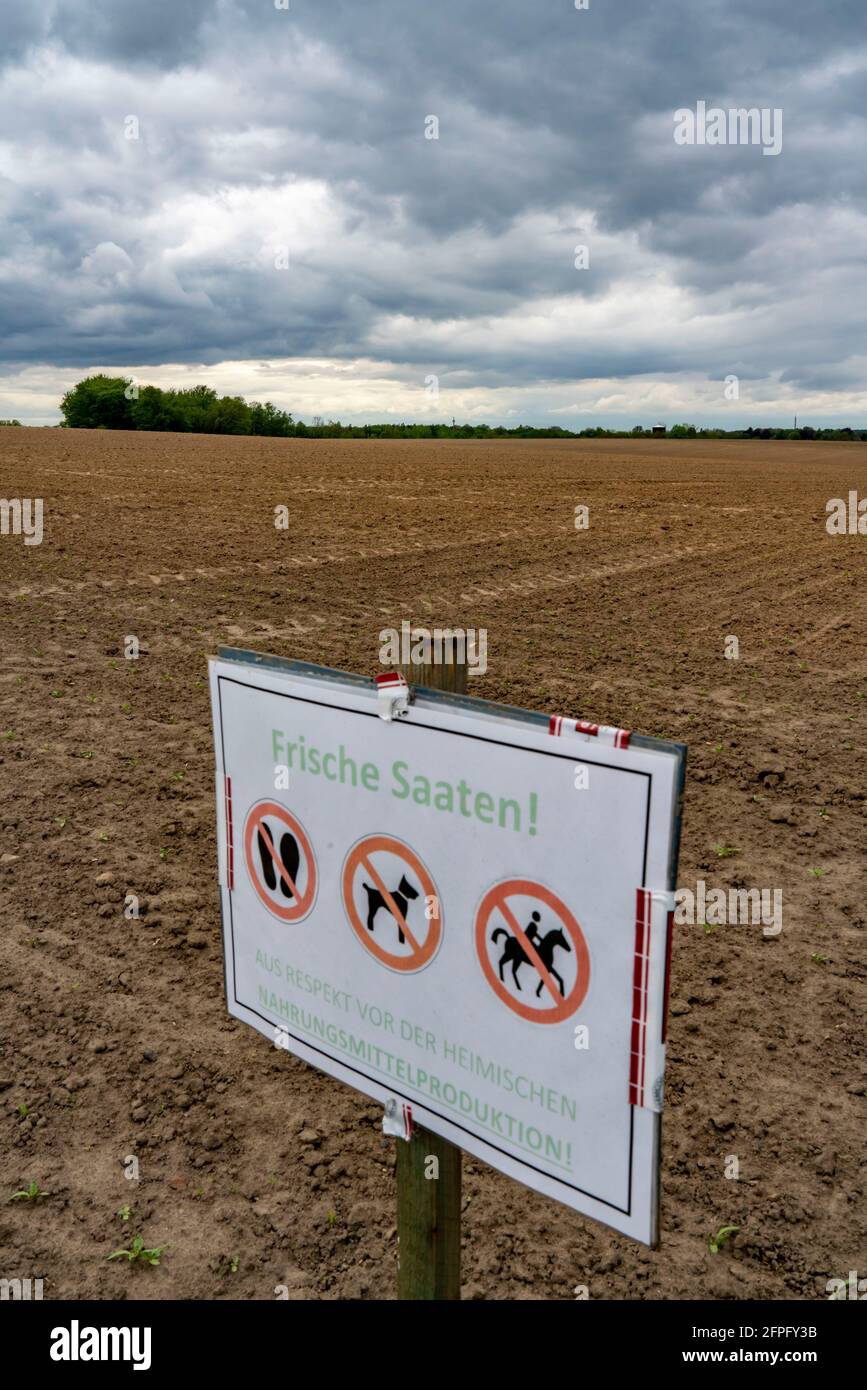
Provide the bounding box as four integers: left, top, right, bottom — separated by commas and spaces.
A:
375, 671, 410, 721
382, 1100, 414, 1142
224, 774, 235, 891
548, 714, 631, 749
629, 888, 673, 1112
375, 672, 408, 693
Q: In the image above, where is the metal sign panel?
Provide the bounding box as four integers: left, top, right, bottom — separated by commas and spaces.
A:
210, 649, 685, 1245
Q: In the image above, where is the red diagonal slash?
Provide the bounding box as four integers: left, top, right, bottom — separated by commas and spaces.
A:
361, 854, 423, 957
256, 818, 300, 901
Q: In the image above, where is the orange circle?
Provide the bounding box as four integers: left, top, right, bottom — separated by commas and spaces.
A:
342, 835, 441, 972
243, 801, 317, 923
476, 879, 590, 1023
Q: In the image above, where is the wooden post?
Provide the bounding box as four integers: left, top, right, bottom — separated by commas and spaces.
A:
395, 633, 464, 1300
396, 1123, 462, 1300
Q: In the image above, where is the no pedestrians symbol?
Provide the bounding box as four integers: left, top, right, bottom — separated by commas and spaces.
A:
475, 878, 590, 1023
342, 834, 442, 973
243, 801, 318, 923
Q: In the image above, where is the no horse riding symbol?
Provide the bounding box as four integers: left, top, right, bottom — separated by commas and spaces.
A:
243, 800, 318, 923
475, 878, 590, 1023
342, 833, 442, 973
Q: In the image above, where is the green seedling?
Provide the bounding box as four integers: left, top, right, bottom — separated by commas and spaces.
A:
55, 816, 68, 828
809, 867, 828, 879
818, 808, 829, 818
714, 843, 739, 859
702, 921, 716, 935
811, 952, 828, 965
171, 771, 185, 782
10, 1181, 50, 1202
117, 1205, 131, 1222
120, 702, 131, 714
108, 1235, 165, 1266
96, 831, 108, 842
708, 1225, 738, 1255
159, 847, 170, 861
17, 1103, 28, 1118
327, 1210, 338, 1228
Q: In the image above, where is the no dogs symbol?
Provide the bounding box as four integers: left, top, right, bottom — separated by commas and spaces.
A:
243, 801, 317, 923
475, 879, 590, 1023
342, 834, 442, 973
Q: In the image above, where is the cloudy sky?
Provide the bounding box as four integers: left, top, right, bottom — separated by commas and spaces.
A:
1, 0, 865, 427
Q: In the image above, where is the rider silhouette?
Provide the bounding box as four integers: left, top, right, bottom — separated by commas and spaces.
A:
525, 910, 541, 945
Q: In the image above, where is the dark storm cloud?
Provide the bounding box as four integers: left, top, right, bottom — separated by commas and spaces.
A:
2, 0, 216, 69
0, 0, 865, 415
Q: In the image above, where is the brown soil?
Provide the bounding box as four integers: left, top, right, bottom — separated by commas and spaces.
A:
0, 428, 864, 1300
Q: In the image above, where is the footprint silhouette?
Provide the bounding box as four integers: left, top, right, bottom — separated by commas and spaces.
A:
257, 823, 301, 899
257, 828, 277, 889
278, 832, 300, 898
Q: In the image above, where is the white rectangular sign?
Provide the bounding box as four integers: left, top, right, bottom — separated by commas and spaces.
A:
209, 650, 685, 1245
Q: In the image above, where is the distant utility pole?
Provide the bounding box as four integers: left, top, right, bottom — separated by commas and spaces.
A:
794, 415, 798, 429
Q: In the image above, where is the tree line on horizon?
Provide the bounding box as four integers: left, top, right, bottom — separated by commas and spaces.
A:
56, 374, 867, 441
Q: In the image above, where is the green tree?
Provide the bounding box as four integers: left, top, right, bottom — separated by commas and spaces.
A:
170, 385, 218, 433
205, 395, 252, 434
130, 385, 185, 432
60, 375, 135, 429
250, 400, 294, 436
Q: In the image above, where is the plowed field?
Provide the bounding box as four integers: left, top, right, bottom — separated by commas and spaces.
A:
1, 428, 864, 1300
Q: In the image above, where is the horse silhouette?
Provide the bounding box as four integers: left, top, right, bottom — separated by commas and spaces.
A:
492, 917, 572, 997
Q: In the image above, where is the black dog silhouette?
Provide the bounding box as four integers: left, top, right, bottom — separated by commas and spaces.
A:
257, 824, 300, 899
363, 874, 419, 944
492, 917, 572, 996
